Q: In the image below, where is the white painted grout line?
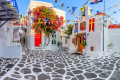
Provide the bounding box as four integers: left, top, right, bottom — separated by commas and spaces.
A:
106, 58, 119, 80
1, 54, 22, 80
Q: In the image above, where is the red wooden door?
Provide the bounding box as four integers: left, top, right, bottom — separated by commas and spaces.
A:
35, 31, 42, 47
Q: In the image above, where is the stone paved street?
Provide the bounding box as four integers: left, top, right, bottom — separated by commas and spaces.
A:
0, 58, 19, 78
1, 47, 120, 80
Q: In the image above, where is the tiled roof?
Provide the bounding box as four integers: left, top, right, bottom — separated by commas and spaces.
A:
95, 13, 107, 16
108, 24, 120, 29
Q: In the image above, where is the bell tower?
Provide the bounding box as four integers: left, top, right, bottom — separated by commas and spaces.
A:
79, 4, 91, 17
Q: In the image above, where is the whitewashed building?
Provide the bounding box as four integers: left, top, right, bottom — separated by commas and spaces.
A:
0, 0, 21, 58
68, 5, 120, 57
25, 1, 66, 50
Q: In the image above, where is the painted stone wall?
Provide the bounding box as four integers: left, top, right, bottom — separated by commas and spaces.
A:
26, 1, 65, 50
108, 29, 120, 52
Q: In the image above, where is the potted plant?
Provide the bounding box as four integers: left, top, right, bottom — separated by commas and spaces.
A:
82, 41, 87, 55
57, 41, 60, 48
107, 42, 113, 52
82, 41, 86, 46
90, 46, 94, 51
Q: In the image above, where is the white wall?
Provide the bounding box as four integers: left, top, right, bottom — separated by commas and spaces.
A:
42, 31, 60, 50
0, 21, 13, 47
104, 27, 109, 52
68, 15, 108, 54
0, 38, 2, 56
13, 30, 20, 41
13, 29, 21, 47
1, 47, 21, 58
108, 29, 120, 52
0, 21, 22, 58
62, 34, 68, 47
26, 1, 65, 50
68, 34, 78, 53
86, 18, 103, 53
29, 34, 35, 50
86, 32, 102, 52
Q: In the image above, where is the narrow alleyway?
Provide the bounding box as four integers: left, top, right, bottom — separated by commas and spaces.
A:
1, 46, 120, 80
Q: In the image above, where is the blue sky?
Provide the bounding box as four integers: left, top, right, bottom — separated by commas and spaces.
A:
16, 0, 120, 24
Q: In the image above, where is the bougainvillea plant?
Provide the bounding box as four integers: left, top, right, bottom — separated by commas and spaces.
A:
32, 6, 63, 46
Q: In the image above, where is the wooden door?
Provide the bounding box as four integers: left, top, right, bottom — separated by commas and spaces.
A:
78, 35, 85, 52
35, 31, 42, 47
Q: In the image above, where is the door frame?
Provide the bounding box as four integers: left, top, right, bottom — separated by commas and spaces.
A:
34, 31, 42, 47
78, 33, 85, 52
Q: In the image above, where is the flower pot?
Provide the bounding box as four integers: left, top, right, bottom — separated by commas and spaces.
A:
90, 46, 94, 51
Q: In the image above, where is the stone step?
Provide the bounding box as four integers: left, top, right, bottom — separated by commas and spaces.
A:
35, 47, 44, 50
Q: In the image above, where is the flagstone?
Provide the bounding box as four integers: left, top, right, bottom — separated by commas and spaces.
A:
72, 70, 83, 74
76, 75, 85, 80
11, 74, 21, 79
71, 78, 77, 80
20, 68, 31, 74
95, 70, 103, 73
6, 64, 14, 68
33, 67, 42, 73
55, 63, 65, 68
17, 64, 24, 67
84, 73, 97, 78
0, 71, 6, 76
4, 77, 17, 80
24, 75, 36, 80
65, 76, 71, 79
93, 78, 104, 80
32, 64, 41, 67
38, 73, 50, 80
43, 67, 52, 72
14, 72, 19, 74
46, 63, 54, 67
66, 72, 74, 76
15, 67, 20, 71
53, 78, 62, 80
52, 74, 62, 77
55, 69, 65, 75
99, 72, 110, 78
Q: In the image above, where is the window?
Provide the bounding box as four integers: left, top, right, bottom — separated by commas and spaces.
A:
80, 22, 86, 30
60, 36, 62, 41
80, 37, 81, 44
65, 39, 67, 44
52, 35, 56, 45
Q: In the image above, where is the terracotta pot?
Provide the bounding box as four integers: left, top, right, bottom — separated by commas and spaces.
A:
90, 46, 94, 51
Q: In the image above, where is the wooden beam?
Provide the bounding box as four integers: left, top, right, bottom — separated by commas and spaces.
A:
0, 18, 16, 21
0, 20, 8, 27
1, 2, 7, 5
0, 9, 14, 12
0, 14, 14, 17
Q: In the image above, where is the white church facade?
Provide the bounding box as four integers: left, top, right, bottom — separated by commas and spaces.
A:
68, 5, 120, 57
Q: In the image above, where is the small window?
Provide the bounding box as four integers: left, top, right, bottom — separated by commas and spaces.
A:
52, 40, 56, 44
80, 37, 81, 43
52, 40, 54, 44
52, 35, 56, 45
65, 39, 67, 43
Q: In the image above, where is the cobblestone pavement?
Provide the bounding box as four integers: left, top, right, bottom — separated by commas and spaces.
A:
0, 57, 19, 78
1, 47, 120, 80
